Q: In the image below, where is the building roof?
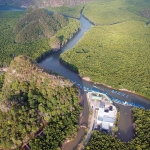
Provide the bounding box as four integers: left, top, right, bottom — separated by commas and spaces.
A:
98, 116, 103, 121
108, 111, 115, 118
100, 101, 105, 108
91, 95, 102, 101
103, 116, 115, 123
98, 108, 105, 117
102, 122, 109, 130
97, 103, 116, 126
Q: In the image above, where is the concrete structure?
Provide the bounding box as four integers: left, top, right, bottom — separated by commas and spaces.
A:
87, 91, 117, 134
91, 95, 102, 101
96, 102, 117, 132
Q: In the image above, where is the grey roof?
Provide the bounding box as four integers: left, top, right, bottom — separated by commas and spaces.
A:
98, 117, 103, 121
102, 122, 109, 130
103, 116, 115, 123
100, 101, 105, 108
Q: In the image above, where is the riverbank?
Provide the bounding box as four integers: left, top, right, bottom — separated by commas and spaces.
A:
81, 75, 150, 101
60, 55, 150, 101
78, 74, 150, 101
81, 13, 95, 25
39, 10, 150, 149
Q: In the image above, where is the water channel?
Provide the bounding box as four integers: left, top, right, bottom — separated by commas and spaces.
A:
38, 13, 150, 149
1, 5, 150, 150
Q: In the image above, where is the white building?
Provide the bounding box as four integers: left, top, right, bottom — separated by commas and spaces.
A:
96, 102, 117, 131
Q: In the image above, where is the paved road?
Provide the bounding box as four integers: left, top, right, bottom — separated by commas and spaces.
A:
84, 107, 95, 145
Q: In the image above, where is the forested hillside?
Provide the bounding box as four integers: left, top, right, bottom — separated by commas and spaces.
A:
0, 55, 82, 149
0, 9, 80, 67
14, 9, 68, 43
61, 0, 150, 99
85, 108, 150, 149
0, 0, 94, 8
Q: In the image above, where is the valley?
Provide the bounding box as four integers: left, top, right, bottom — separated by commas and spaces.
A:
1, 0, 150, 149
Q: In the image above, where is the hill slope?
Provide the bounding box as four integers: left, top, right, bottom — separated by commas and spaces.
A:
0, 10, 80, 67
14, 9, 68, 43
0, 55, 81, 149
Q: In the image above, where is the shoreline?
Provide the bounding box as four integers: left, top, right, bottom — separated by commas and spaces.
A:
1, 60, 150, 101
37, 27, 81, 64
119, 88, 135, 93
80, 75, 150, 101
60, 55, 150, 101
82, 76, 91, 81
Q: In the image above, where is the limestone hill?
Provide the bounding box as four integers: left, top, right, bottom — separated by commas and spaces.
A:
0, 55, 81, 149
14, 9, 68, 43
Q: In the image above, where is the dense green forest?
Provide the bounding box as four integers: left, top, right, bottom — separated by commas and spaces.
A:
61, 20, 150, 98
0, 9, 80, 67
85, 108, 150, 150
128, 108, 150, 149
85, 131, 127, 150
61, 0, 150, 99
14, 9, 68, 43
83, 0, 150, 25
0, 73, 4, 98
0, 55, 82, 149
51, 18, 80, 46
0, 73, 4, 91
46, 5, 84, 18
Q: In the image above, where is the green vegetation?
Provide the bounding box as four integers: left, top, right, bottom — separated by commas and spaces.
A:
0, 73, 4, 99
83, 0, 150, 25
45, 5, 84, 18
0, 9, 80, 67
61, 19, 150, 99
51, 18, 80, 46
0, 73, 4, 92
60, 0, 150, 99
14, 9, 68, 43
85, 131, 127, 150
85, 108, 150, 150
0, 55, 81, 149
128, 108, 150, 149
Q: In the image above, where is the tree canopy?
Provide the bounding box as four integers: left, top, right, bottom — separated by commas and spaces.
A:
0, 9, 80, 67
0, 55, 82, 149
60, 0, 150, 99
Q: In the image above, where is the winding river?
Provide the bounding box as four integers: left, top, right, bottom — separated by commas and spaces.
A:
39, 12, 150, 149
1, 5, 150, 150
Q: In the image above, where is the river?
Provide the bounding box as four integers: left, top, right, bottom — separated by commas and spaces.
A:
1, 5, 150, 150
38, 12, 150, 149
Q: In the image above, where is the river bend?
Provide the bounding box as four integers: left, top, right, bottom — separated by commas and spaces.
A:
1, 6, 150, 150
